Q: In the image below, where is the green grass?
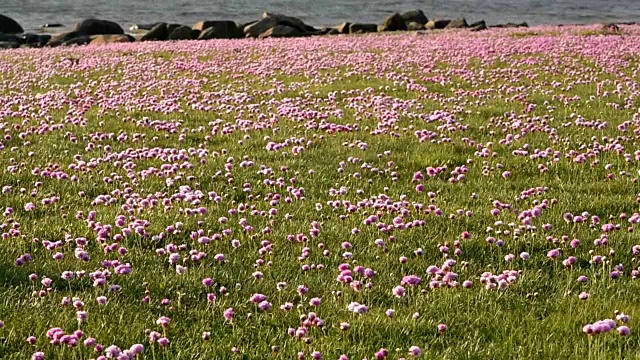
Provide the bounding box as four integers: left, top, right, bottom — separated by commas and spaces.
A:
0, 29, 639, 359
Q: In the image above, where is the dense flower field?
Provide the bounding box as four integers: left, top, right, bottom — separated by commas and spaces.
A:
0, 24, 640, 359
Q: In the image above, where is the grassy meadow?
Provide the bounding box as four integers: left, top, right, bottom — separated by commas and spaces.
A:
0, 24, 639, 359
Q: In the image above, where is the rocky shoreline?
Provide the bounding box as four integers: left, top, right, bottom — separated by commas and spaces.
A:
0, 11, 627, 49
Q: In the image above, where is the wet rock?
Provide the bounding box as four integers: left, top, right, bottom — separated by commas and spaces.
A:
141, 23, 169, 41
0, 14, 23, 34
42, 23, 64, 28
380, 13, 407, 32
349, 23, 377, 34
74, 18, 124, 35
194, 21, 243, 39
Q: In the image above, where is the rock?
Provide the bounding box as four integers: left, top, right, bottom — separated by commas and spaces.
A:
327, 28, 340, 35
602, 22, 621, 32
469, 20, 487, 32
74, 18, 124, 35
426, 19, 451, 30
258, 24, 303, 38
244, 18, 280, 38
239, 20, 258, 30
195, 21, 243, 39
42, 23, 64, 28
131, 23, 160, 31
335, 22, 351, 34
491, 22, 528, 28
17, 33, 50, 47
62, 36, 92, 46
0, 41, 20, 49
400, 10, 428, 26
406, 22, 425, 31
380, 13, 407, 31
167, 25, 194, 40
349, 23, 377, 34
0, 33, 22, 43
47, 31, 83, 46
262, 12, 306, 30
445, 18, 468, 29
166, 23, 182, 34
0, 14, 23, 34
141, 22, 169, 41
90, 34, 134, 45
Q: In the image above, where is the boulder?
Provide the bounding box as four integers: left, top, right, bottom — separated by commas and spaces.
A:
445, 18, 468, 29
335, 22, 351, 34
380, 13, 407, 31
258, 24, 303, 38
262, 12, 306, 30
62, 36, 92, 46
244, 18, 280, 38
90, 34, 134, 45
42, 23, 64, 28
195, 21, 243, 39
0, 14, 23, 34
469, 20, 487, 31
167, 25, 194, 40
131, 23, 160, 31
74, 18, 124, 35
327, 28, 340, 35
426, 19, 451, 30
406, 22, 425, 30
0, 41, 20, 49
491, 22, 528, 28
349, 23, 377, 34
47, 31, 83, 46
166, 23, 182, 34
141, 22, 169, 41
400, 10, 428, 26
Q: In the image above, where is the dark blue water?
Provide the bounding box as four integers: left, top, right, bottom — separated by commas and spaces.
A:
4, 0, 640, 32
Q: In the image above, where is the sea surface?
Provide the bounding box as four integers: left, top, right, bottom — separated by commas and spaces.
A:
4, 0, 640, 32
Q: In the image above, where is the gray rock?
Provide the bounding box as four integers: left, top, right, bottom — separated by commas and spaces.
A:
335, 22, 351, 34
445, 18, 468, 29
62, 36, 92, 46
0, 14, 23, 34
166, 23, 182, 34
74, 18, 124, 35
401, 10, 428, 26
262, 12, 306, 30
167, 25, 194, 40
244, 18, 280, 38
258, 24, 303, 38
349, 23, 377, 34
406, 22, 425, 31
0, 41, 20, 49
426, 19, 451, 30
141, 23, 169, 41
469, 20, 487, 31
380, 13, 407, 31
195, 21, 243, 39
